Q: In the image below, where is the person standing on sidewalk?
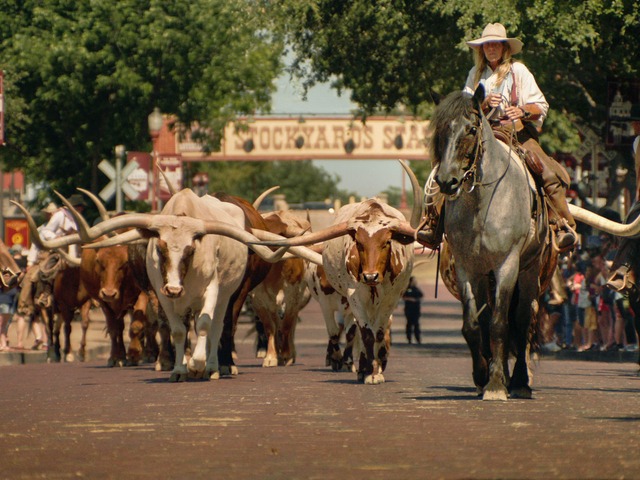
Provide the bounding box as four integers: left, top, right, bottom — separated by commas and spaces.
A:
403, 277, 424, 345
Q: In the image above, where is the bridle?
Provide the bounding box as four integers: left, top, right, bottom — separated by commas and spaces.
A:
451, 106, 515, 198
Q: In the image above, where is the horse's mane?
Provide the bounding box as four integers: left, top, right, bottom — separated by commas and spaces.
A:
429, 91, 475, 165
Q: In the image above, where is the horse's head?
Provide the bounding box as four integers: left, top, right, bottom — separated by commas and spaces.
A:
431, 86, 486, 196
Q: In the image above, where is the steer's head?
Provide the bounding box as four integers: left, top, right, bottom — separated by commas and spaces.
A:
91, 244, 131, 303
345, 203, 414, 286
150, 221, 203, 299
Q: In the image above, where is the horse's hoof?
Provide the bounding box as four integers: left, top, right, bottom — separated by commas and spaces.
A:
475, 386, 484, 397
65, 353, 75, 363
169, 372, 187, 382
256, 349, 267, 359
230, 365, 238, 376
155, 361, 162, 372
509, 387, 532, 399
187, 357, 205, 374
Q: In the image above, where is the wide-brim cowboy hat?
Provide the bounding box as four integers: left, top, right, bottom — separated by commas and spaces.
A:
67, 193, 87, 207
40, 202, 58, 214
466, 23, 523, 55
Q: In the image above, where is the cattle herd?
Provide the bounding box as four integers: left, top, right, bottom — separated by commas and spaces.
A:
5, 161, 423, 388
3, 159, 639, 400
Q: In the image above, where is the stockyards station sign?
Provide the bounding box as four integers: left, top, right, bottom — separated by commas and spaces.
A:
169, 116, 430, 162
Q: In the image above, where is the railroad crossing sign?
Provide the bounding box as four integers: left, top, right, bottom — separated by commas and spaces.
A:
99, 158, 140, 202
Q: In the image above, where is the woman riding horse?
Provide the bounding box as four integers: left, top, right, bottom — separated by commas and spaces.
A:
421, 22, 577, 252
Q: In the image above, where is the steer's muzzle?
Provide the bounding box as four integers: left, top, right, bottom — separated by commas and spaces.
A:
99, 288, 119, 302
362, 272, 380, 286
161, 285, 184, 298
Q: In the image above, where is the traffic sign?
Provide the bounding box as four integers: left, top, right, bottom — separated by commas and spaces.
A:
99, 158, 140, 202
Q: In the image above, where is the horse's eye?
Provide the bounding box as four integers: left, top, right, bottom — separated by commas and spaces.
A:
469, 126, 477, 136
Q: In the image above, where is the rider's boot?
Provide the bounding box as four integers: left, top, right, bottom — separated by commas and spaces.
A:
544, 180, 577, 252
416, 204, 444, 250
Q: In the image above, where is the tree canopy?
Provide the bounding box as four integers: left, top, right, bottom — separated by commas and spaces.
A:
0, 0, 283, 201
277, 0, 640, 154
1, 1, 639, 209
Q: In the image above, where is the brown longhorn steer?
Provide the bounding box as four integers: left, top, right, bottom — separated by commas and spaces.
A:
249, 210, 311, 367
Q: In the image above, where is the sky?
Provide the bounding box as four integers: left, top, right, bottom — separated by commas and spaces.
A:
270, 75, 406, 198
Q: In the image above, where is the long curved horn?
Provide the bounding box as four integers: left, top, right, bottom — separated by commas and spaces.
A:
83, 214, 291, 264
569, 204, 640, 237
77, 188, 110, 221
246, 221, 351, 247
10, 201, 82, 250
158, 166, 177, 196
250, 229, 323, 266
253, 186, 280, 210
82, 229, 146, 249
399, 159, 423, 228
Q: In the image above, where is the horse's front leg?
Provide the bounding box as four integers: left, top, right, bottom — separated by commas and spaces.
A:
484, 265, 519, 401
460, 281, 488, 395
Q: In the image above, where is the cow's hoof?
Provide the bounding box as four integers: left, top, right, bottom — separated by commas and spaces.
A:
169, 371, 187, 382
230, 365, 238, 375
78, 350, 86, 362
475, 386, 484, 397
257, 349, 267, 359
155, 361, 162, 372
208, 370, 220, 380
483, 389, 508, 401
509, 386, 532, 399
283, 358, 295, 367
364, 373, 385, 385
262, 356, 278, 368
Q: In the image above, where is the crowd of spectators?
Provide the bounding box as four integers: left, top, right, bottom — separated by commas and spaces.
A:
539, 231, 639, 353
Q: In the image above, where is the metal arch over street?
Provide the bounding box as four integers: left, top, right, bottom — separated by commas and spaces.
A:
157, 116, 431, 162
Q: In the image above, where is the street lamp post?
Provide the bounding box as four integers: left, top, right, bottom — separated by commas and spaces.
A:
148, 107, 163, 212
114, 144, 126, 212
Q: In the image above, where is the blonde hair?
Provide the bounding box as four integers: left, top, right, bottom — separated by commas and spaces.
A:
472, 42, 513, 89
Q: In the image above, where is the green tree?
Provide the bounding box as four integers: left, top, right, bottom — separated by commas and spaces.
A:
0, 0, 283, 203
194, 159, 343, 204
276, 0, 640, 154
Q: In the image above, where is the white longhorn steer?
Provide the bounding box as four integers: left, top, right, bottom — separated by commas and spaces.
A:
71, 189, 299, 382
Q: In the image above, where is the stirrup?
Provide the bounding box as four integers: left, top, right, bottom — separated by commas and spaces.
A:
607, 266, 636, 295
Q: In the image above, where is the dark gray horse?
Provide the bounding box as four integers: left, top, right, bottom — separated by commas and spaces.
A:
429, 85, 555, 400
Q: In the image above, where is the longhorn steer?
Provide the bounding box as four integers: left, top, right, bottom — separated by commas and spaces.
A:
306, 262, 356, 371
70, 189, 305, 382
253, 199, 417, 384
249, 210, 312, 367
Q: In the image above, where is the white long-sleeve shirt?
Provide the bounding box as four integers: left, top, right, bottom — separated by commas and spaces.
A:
463, 61, 549, 130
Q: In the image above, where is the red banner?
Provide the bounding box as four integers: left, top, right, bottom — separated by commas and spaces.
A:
5, 218, 29, 250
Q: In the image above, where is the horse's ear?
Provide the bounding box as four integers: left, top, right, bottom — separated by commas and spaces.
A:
430, 89, 442, 106
473, 84, 486, 109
